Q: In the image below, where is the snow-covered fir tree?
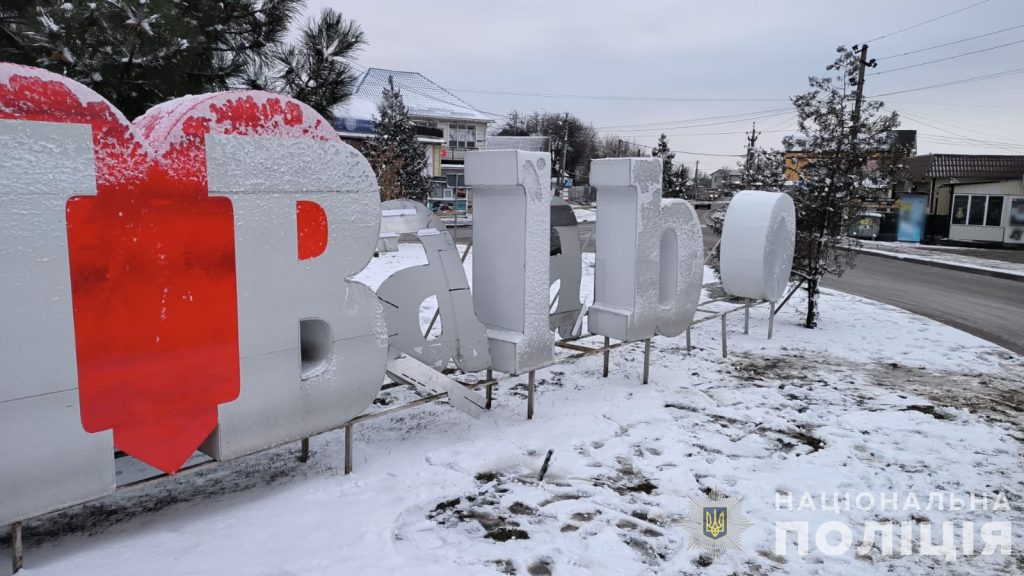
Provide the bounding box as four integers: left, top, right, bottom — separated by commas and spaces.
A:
364, 76, 430, 202
740, 146, 786, 191
783, 46, 902, 328
651, 134, 680, 197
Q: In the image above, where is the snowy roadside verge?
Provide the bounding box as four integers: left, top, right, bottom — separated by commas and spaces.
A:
849, 242, 1024, 281
5, 244, 1022, 576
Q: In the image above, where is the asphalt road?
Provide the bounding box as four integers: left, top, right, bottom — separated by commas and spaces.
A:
821, 255, 1024, 355
447, 208, 1024, 355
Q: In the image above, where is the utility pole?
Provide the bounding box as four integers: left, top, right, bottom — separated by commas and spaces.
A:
693, 159, 700, 197
745, 121, 760, 169
561, 112, 569, 186
850, 44, 875, 145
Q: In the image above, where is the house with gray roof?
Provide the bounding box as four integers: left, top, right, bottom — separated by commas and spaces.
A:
333, 67, 494, 213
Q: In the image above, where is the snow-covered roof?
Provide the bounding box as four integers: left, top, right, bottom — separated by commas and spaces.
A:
351, 68, 492, 123
333, 96, 378, 122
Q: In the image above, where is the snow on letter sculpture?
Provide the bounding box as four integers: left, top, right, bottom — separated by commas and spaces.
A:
0, 66, 118, 526
589, 158, 704, 341
719, 190, 796, 302
375, 200, 491, 372
134, 91, 388, 462
465, 150, 554, 375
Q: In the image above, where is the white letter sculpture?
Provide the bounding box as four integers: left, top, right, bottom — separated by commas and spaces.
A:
375, 200, 491, 372
589, 158, 704, 341
550, 196, 584, 339
465, 150, 554, 375
137, 92, 389, 462
720, 190, 796, 302
0, 119, 115, 526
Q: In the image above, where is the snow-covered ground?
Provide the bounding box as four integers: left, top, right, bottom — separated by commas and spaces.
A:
856, 240, 1024, 278
572, 206, 596, 223
5, 244, 1022, 575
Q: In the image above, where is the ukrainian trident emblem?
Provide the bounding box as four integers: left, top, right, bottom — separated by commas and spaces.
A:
703, 506, 728, 539
684, 489, 751, 558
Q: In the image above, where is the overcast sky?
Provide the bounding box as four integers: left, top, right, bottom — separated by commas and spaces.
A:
308, 0, 1024, 172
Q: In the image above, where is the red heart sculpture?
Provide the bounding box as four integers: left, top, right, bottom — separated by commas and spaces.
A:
0, 65, 335, 473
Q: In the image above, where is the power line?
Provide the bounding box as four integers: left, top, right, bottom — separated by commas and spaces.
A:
863, 0, 992, 44
623, 140, 744, 157
920, 133, 1024, 149
868, 38, 1024, 75
899, 110, 1024, 148
918, 134, 1024, 153
877, 23, 1024, 60
661, 127, 795, 138
595, 107, 790, 130
869, 66, 1024, 97
674, 150, 745, 158
887, 99, 1024, 109
602, 110, 793, 134
450, 88, 787, 103
761, 114, 799, 132
900, 112, 1024, 152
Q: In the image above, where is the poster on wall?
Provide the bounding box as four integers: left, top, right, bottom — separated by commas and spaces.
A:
423, 145, 434, 177
897, 194, 927, 242
1007, 197, 1024, 244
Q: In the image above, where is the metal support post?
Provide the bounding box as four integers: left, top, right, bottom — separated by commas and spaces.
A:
527, 371, 536, 420
485, 369, 493, 409
744, 299, 750, 335
768, 301, 776, 340
686, 327, 691, 352
299, 437, 309, 463
602, 337, 610, 377
642, 339, 651, 384
344, 424, 353, 475
12, 521, 23, 574
721, 314, 728, 358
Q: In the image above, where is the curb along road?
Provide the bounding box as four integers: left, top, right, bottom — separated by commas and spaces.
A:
849, 248, 1024, 282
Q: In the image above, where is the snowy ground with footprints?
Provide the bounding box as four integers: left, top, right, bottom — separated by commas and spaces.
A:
3, 244, 1022, 576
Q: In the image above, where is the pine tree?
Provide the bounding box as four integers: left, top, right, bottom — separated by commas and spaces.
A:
251, 8, 365, 118
1, 0, 303, 119
783, 46, 901, 328
651, 133, 679, 197
364, 76, 429, 201
674, 163, 690, 196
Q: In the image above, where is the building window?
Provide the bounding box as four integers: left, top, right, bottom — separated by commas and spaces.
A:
448, 123, 477, 149
955, 194, 1006, 226
446, 173, 465, 188
413, 120, 438, 129
986, 195, 1004, 226
967, 195, 987, 226
951, 195, 968, 225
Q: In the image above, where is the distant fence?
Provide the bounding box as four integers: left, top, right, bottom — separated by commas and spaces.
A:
566, 185, 595, 205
